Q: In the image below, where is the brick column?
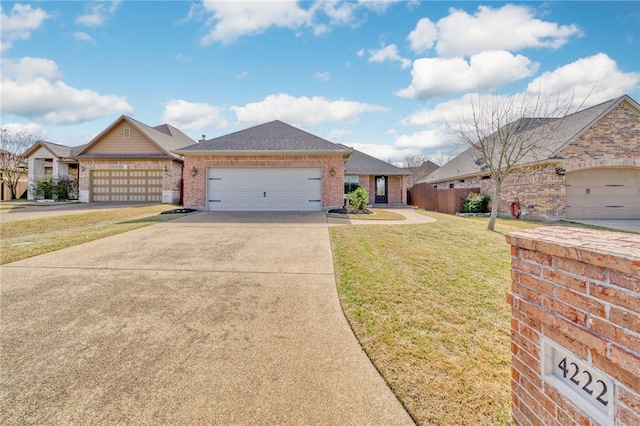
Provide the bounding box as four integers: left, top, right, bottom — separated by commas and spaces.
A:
506, 227, 639, 426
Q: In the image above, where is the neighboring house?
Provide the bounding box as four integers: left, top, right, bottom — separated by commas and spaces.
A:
421, 95, 640, 220
342, 147, 411, 205
176, 120, 409, 211
23, 141, 83, 200
72, 116, 195, 204
0, 149, 28, 200
405, 160, 440, 188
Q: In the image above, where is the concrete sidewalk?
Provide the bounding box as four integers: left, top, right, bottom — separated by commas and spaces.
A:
1, 212, 414, 425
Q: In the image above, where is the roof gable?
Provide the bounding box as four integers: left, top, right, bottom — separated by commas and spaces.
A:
176, 120, 352, 155
23, 140, 76, 159
75, 115, 195, 159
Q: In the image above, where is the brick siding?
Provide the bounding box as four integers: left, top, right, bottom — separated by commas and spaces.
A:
359, 175, 407, 205
182, 155, 346, 210
435, 102, 640, 219
506, 227, 640, 425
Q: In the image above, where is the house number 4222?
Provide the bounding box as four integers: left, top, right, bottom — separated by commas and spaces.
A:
557, 357, 608, 406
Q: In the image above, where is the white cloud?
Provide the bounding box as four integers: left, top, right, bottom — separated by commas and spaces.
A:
397, 50, 538, 99
0, 3, 50, 52
230, 93, 389, 127
526, 53, 640, 106
393, 127, 450, 150
0, 122, 47, 140
349, 142, 415, 164
200, 1, 314, 45
1, 57, 133, 125
327, 129, 352, 142
76, 0, 121, 27
73, 31, 95, 43
433, 4, 582, 57
161, 99, 228, 130
236, 70, 248, 79
197, 0, 405, 45
367, 44, 411, 69
407, 17, 436, 54
314, 71, 330, 82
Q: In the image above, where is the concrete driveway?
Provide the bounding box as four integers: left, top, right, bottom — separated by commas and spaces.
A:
0, 202, 153, 223
1, 212, 414, 425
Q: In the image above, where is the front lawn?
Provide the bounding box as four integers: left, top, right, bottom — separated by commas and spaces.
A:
1, 205, 188, 264
330, 211, 545, 425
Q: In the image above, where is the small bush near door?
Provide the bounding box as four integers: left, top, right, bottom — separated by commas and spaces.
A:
460, 192, 490, 213
32, 175, 79, 201
348, 187, 369, 211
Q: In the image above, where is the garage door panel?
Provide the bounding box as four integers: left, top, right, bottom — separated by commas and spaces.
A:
566, 168, 640, 219
91, 170, 162, 202
207, 168, 322, 211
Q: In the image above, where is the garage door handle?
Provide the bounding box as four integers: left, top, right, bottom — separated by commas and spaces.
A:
264, 192, 266, 198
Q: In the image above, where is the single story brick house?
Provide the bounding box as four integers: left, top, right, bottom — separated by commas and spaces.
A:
24, 116, 195, 203
175, 120, 410, 211
421, 94, 640, 220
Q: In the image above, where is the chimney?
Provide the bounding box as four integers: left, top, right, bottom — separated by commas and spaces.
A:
199, 134, 206, 143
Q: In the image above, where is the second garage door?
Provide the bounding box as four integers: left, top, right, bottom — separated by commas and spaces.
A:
207, 167, 322, 211
91, 170, 163, 202
566, 168, 640, 219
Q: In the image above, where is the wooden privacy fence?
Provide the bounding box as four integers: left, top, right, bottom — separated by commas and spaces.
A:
1, 179, 28, 201
408, 183, 480, 215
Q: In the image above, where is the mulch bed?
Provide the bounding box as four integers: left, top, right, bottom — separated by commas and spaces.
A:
161, 208, 198, 214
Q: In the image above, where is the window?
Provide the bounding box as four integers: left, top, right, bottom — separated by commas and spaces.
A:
123, 127, 131, 138
449, 183, 454, 188
344, 175, 360, 194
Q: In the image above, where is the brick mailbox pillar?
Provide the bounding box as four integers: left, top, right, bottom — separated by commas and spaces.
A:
506, 227, 639, 426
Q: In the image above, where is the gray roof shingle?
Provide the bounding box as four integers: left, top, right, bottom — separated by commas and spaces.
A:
176, 120, 352, 154
342, 146, 411, 175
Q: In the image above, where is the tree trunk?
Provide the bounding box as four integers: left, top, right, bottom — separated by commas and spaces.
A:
487, 180, 501, 231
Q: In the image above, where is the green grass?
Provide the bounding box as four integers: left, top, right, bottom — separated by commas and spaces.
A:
330, 211, 546, 425
1, 205, 188, 264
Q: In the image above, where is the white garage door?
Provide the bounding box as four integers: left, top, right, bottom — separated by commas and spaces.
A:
207, 167, 322, 211
566, 168, 640, 219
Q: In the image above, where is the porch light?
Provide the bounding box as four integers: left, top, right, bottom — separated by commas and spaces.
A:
329, 167, 336, 177
190, 166, 198, 177
555, 167, 566, 176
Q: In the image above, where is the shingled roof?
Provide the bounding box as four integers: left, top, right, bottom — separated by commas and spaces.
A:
175, 120, 352, 155
422, 95, 638, 184
342, 146, 411, 175
23, 140, 86, 159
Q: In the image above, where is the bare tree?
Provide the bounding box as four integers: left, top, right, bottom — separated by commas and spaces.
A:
0, 127, 36, 199
447, 91, 577, 231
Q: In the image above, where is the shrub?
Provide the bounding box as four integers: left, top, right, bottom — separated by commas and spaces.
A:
32, 175, 78, 201
460, 192, 490, 213
348, 186, 369, 211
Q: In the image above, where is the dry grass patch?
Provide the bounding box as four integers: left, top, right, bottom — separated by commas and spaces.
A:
330, 211, 546, 425
1, 205, 187, 264
326, 208, 406, 221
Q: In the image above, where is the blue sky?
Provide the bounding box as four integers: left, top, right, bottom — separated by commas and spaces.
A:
2, 1, 639, 164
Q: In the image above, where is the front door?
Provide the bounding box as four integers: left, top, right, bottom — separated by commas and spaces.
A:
375, 176, 388, 204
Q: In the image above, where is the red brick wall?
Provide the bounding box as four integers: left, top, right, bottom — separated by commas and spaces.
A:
182, 154, 346, 210
506, 227, 640, 425
360, 175, 407, 205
